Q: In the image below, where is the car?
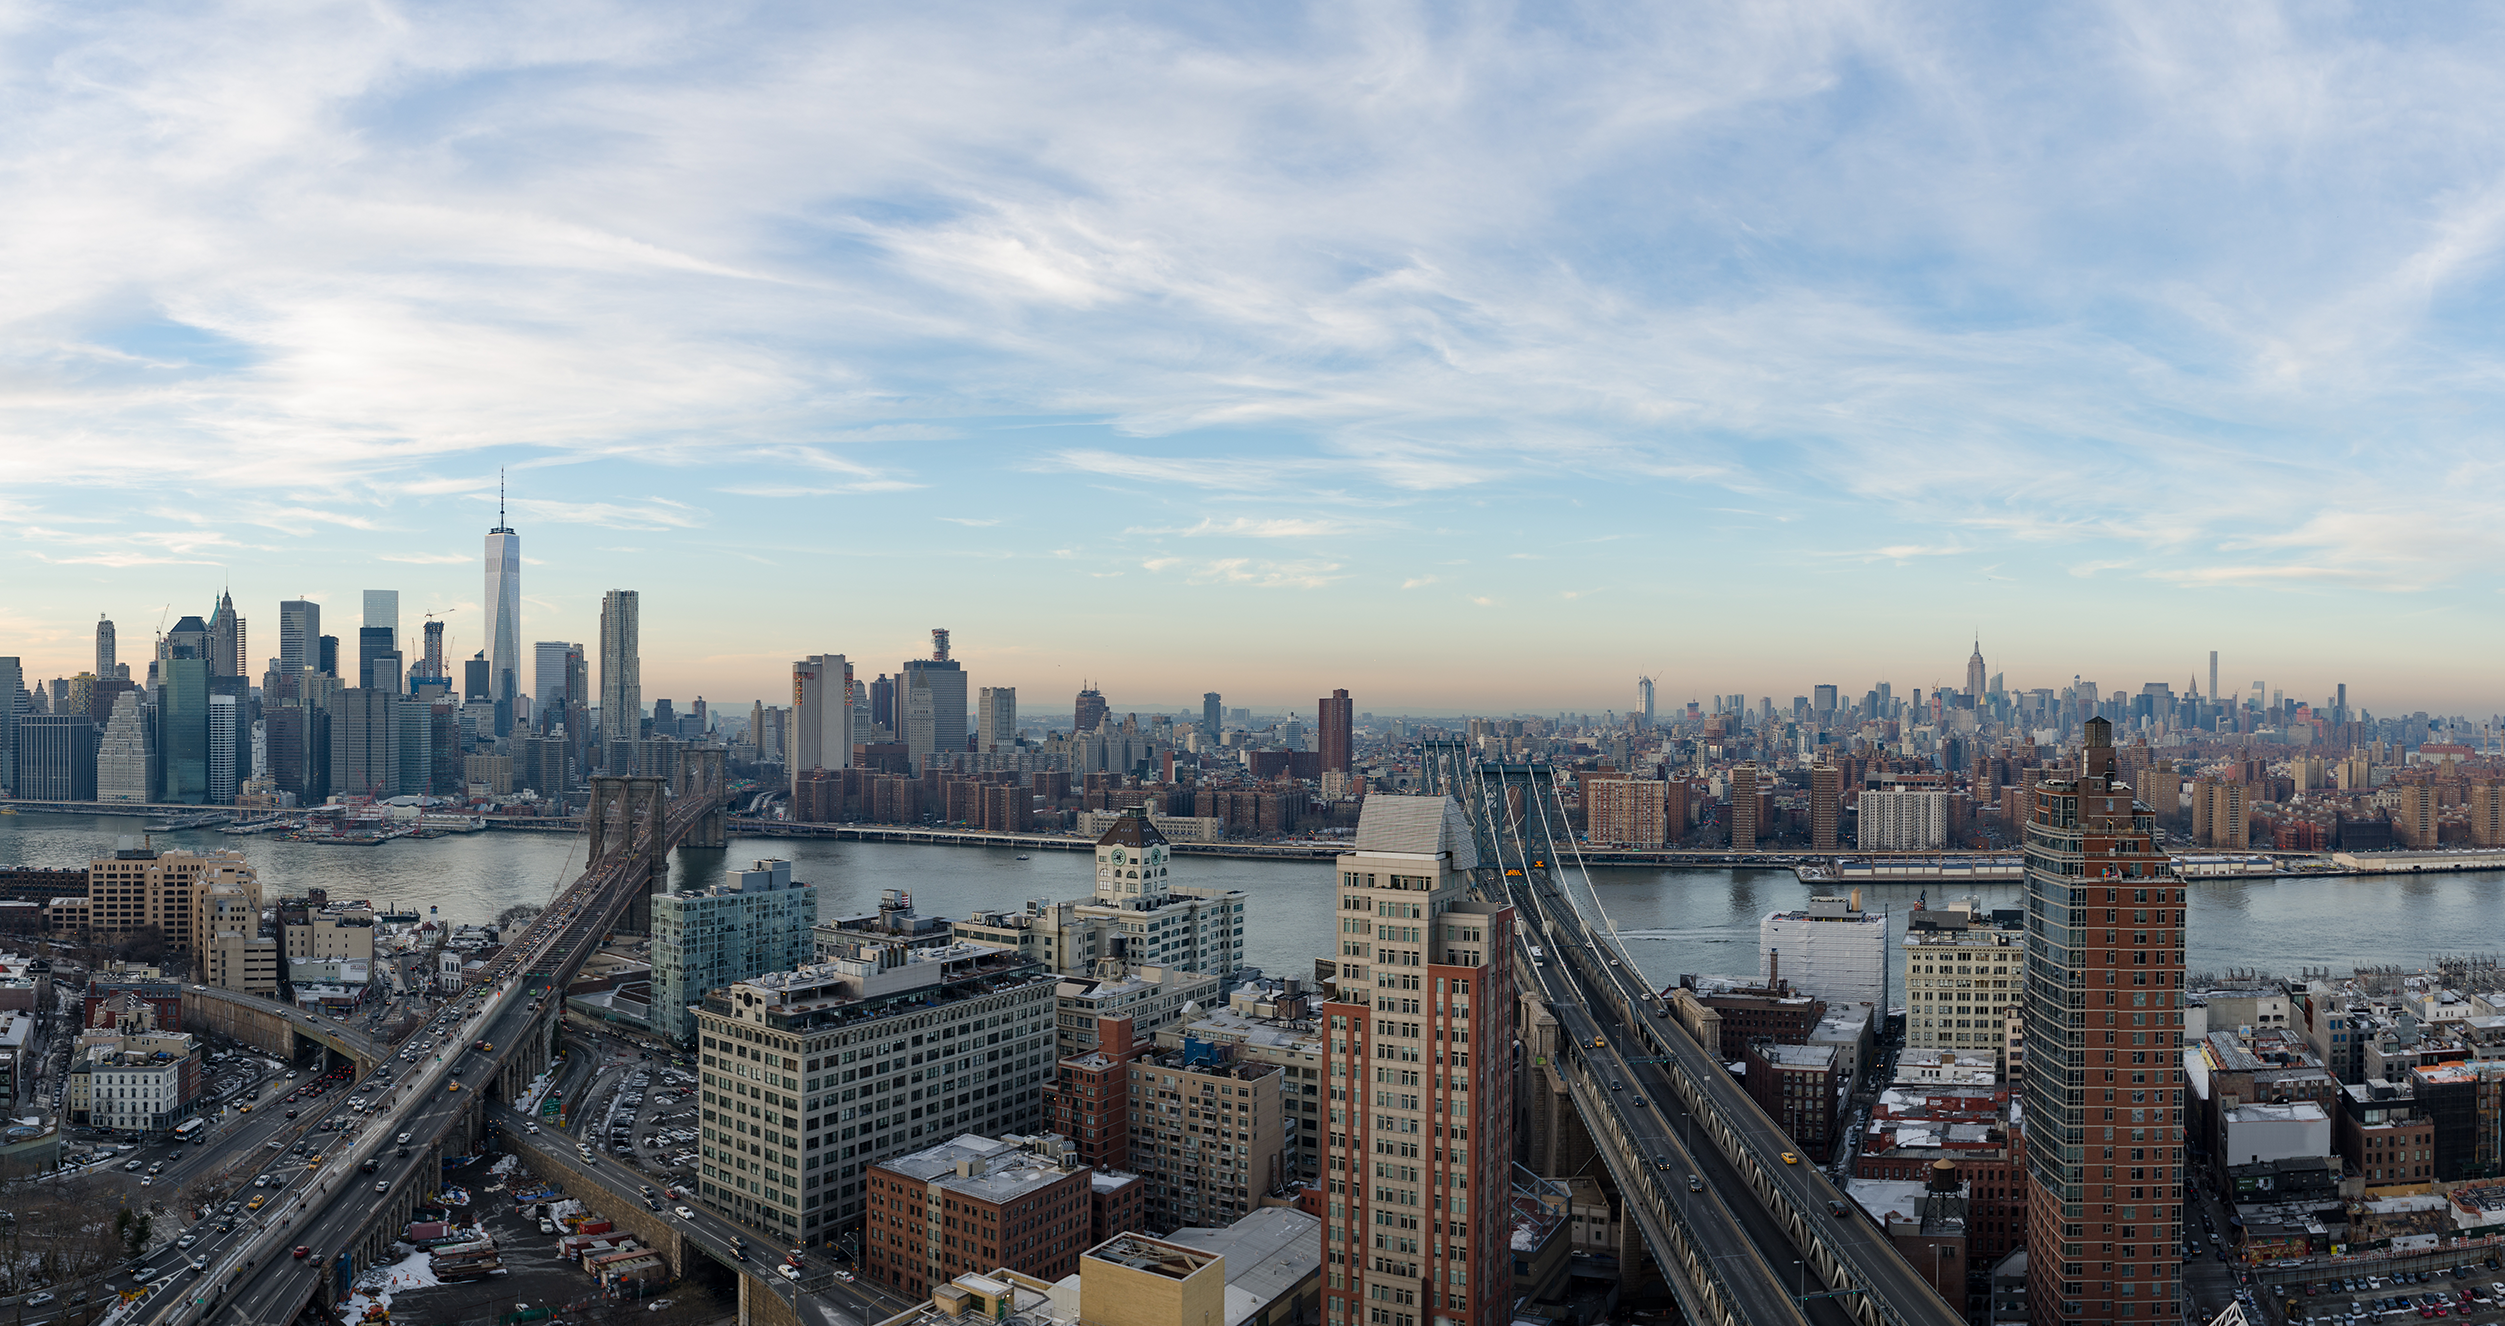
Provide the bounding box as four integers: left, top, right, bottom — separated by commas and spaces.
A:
1686, 1174, 1706, 1192
397, 1146, 410, 1158
1781, 1152, 1799, 1165
293, 1246, 311, 1259
140, 1177, 152, 1186
190, 1258, 206, 1273
285, 1109, 298, 1119
374, 1180, 389, 1192
779, 1264, 802, 1281
676, 1205, 695, 1219
397, 1133, 410, 1144
1828, 1199, 1849, 1217
286, 1071, 298, 1079
177, 1235, 196, 1249
25, 1293, 54, 1307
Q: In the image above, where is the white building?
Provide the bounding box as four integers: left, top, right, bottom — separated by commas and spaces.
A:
1760, 894, 1888, 1008
1902, 899, 2025, 1076
2220, 1101, 2333, 1169
1859, 789, 1950, 850
952, 809, 1247, 991
791, 655, 853, 789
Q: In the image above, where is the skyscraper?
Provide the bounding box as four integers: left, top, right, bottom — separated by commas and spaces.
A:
160, 623, 211, 804
2023, 718, 2183, 1326
1202, 692, 1221, 735
0, 656, 21, 797
486, 482, 522, 736
329, 689, 400, 799
14, 714, 97, 801
1073, 683, 1107, 734
791, 655, 854, 792
534, 640, 575, 725
279, 601, 320, 674
2208, 651, 2219, 705
358, 627, 400, 692
899, 628, 965, 773
1318, 688, 1353, 773
95, 616, 116, 679
362, 590, 397, 649
599, 590, 641, 749
1729, 761, 1760, 849
1321, 796, 1515, 1326
208, 590, 245, 678
976, 686, 1016, 751
419, 619, 447, 685
97, 689, 156, 803
1638, 675, 1655, 728
1966, 638, 1987, 698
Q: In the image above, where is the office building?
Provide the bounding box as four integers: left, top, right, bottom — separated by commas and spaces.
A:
485, 491, 522, 734
1320, 796, 1516, 1326
201, 873, 276, 996
1317, 688, 1352, 774
533, 640, 575, 728
599, 590, 640, 749
92, 616, 117, 680
791, 655, 855, 794
863, 1133, 1094, 1294
900, 629, 967, 772
650, 860, 817, 1042
2022, 718, 2184, 1326
278, 600, 319, 673
1146, 982, 1328, 1183
1073, 685, 1107, 734
328, 689, 399, 799
0, 656, 19, 796
14, 714, 97, 801
1810, 761, 1842, 850
690, 941, 1056, 1240
1761, 894, 1888, 1009
160, 639, 210, 804
977, 687, 1017, 752
1966, 639, 1987, 698
206, 693, 241, 804
362, 589, 397, 649
208, 590, 245, 679
1202, 692, 1222, 735
1860, 788, 1951, 850
317, 635, 338, 678
1903, 898, 2025, 1074
1728, 761, 1761, 849
97, 690, 156, 803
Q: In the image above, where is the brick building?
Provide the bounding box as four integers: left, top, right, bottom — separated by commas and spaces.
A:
863, 1133, 1095, 1295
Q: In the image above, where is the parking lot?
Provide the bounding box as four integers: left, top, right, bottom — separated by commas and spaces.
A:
2271, 1260, 2505, 1326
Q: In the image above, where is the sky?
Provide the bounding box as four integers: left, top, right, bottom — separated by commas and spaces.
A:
4, 2, 2503, 717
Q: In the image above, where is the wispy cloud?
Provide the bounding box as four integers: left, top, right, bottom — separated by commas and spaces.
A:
377, 552, 470, 565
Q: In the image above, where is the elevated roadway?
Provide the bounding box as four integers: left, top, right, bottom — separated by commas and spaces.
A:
141, 749, 740, 1326
1425, 749, 1966, 1326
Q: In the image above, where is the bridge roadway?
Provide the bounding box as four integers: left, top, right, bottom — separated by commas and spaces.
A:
154, 778, 725, 1325
1439, 757, 1965, 1326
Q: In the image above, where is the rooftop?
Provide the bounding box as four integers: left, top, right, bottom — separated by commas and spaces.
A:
876, 1134, 1079, 1205
1161, 1207, 1322, 1326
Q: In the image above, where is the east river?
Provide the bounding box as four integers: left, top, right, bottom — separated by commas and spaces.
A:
5, 811, 2502, 993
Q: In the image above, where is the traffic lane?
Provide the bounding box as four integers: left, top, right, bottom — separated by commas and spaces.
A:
1561, 1003, 1806, 1326
1559, 968, 1869, 1326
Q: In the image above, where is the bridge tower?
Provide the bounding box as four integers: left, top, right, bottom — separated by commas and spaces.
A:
587, 773, 670, 933
676, 746, 728, 849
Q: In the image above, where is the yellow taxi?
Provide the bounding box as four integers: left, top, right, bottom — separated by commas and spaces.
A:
1781, 1152, 1799, 1165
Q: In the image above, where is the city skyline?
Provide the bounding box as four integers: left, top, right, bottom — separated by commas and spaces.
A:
4, 10, 2505, 712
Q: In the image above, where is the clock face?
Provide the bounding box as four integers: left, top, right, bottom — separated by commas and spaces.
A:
1110, 849, 1126, 865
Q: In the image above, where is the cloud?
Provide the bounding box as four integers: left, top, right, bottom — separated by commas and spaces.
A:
507, 499, 709, 530
1400, 576, 1439, 590
940, 517, 1001, 527
376, 552, 471, 565
1127, 516, 1359, 539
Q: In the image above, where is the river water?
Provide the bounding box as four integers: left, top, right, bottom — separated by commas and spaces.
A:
2, 812, 2493, 995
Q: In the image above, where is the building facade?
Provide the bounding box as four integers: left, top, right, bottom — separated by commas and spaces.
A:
863, 1133, 1095, 1295
692, 943, 1056, 1243
600, 590, 641, 748
652, 859, 818, 1041
792, 655, 855, 792
1760, 894, 1889, 1009
2022, 719, 2186, 1326
1903, 899, 2025, 1073
1860, 789, 1951, 851
1321, 796, 1516, 1326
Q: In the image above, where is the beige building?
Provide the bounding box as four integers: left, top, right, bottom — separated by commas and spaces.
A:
1128, 1042, 1289, 1229
1148, 983, 1326, 1181
200, 877, 277, 996
284, 911, 376, 962
2389, 782, 2439, 849
1588, 777, 1671, 847
1321, 796, 1517, 1326
2190, 778, 2249, 849
2472, 783, 2505, 848
82, 845, 256, 953
1081, 1234, 1227, 1326
1052, 967, 1223, 1059
1902, 899, 2024, 1076
463, 754, 515, 796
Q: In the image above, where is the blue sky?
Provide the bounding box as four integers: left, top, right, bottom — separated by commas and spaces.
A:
3, 2, 2502, 716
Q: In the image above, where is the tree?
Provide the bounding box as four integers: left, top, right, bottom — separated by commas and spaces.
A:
114, 926, 168, 967
495, 904, 545, 930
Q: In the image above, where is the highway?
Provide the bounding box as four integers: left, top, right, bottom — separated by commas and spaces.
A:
1437, 756, 1964, 1326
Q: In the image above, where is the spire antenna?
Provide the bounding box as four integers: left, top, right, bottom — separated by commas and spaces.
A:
499, 467, 506, 526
